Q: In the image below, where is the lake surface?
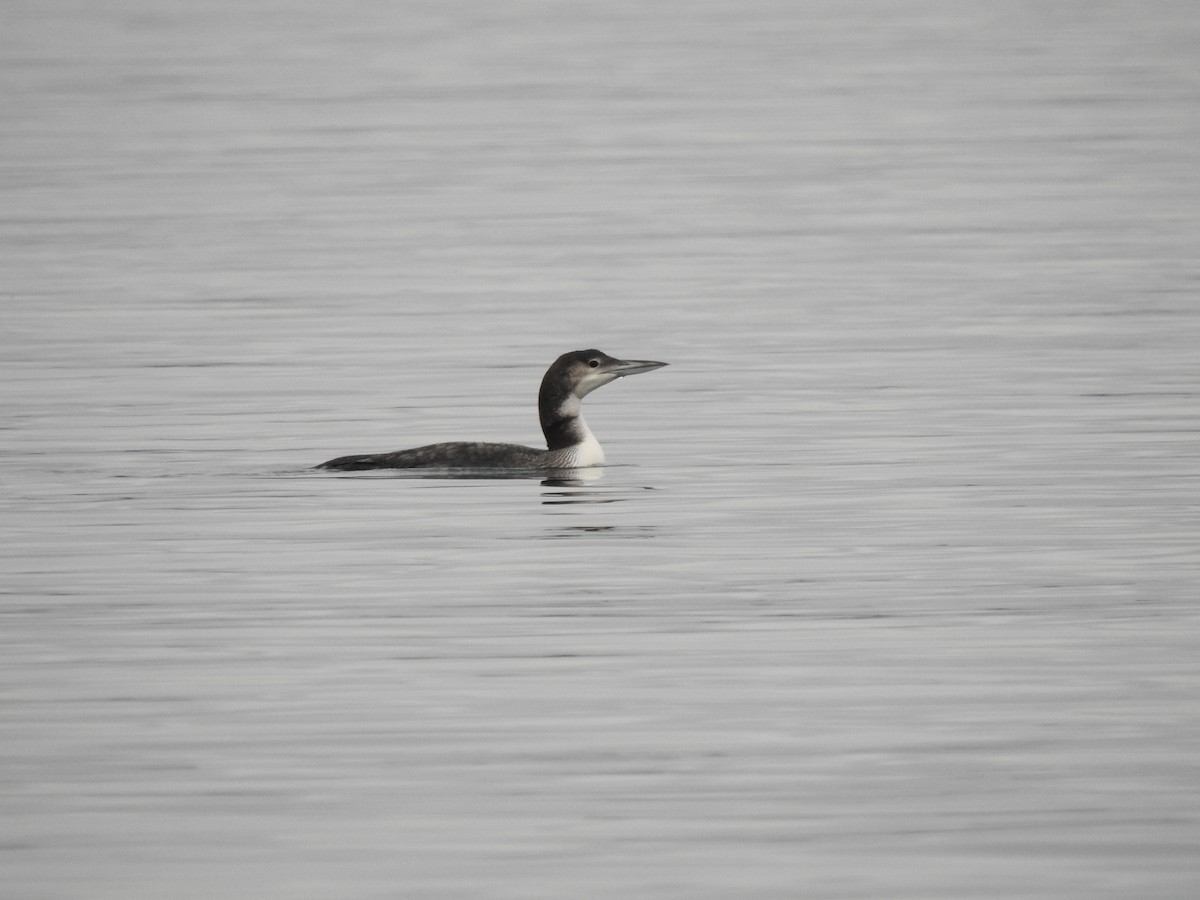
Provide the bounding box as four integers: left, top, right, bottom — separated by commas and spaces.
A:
3, 1, 1199, 897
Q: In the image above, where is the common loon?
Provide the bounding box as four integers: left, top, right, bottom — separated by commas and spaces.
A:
317, 349, 667, 471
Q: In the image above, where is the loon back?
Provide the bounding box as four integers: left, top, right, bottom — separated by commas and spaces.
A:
316, 349, 666, 471
319, 441, 550, 471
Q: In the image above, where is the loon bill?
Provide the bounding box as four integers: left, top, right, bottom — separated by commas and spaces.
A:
316, 349, 667, 471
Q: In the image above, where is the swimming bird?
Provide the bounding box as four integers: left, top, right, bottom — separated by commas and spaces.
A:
316, 349, 667, 470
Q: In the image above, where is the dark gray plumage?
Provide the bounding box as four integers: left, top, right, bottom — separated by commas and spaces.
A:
317, 349, 666, 471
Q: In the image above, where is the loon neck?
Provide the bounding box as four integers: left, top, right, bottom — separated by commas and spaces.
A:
539, 389, 591, 452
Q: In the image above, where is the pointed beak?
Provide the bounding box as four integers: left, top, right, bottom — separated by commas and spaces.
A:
607, 358, 668, 377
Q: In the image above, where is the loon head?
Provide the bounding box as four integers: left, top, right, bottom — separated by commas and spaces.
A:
538, 350, 667, 453
544, 349, 668, 400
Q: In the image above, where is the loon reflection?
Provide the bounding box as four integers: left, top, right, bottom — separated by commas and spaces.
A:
317, 350, 667, 471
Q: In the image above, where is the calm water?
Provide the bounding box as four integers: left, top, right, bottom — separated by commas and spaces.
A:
3, 1, 1199, 897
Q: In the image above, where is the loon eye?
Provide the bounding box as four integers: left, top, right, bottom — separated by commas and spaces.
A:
588, 359, 600, 368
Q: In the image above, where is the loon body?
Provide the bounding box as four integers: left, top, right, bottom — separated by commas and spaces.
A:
317, 349, 666, 471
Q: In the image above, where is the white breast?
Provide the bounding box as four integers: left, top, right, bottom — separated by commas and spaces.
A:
559, 416, 605, 467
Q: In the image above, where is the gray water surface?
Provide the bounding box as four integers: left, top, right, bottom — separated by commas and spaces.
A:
3, 2, 1199, 898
